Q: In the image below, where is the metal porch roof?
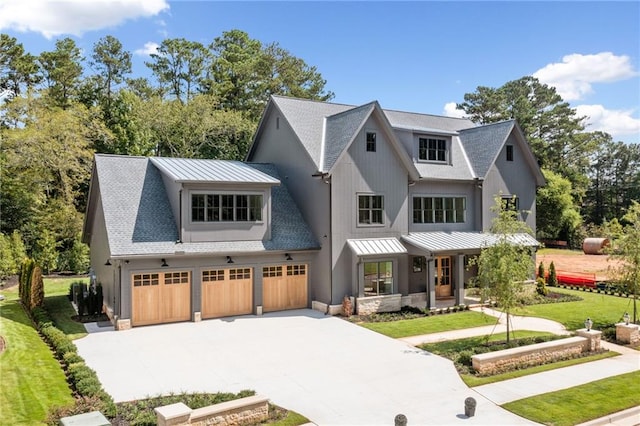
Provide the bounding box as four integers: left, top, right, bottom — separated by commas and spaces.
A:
347, 238, 408, 256
402, 232, 539, 253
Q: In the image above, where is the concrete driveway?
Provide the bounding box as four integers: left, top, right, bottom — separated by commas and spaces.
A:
75, 309, 536, 425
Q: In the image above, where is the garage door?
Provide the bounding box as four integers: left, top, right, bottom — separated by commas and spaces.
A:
201, 267, 253, 319
263, 264, 308, 312
132, 271, 191, 326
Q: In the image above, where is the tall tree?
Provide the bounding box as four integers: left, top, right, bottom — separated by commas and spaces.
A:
38, 37, 84, 108
607, 201, 640, 323
0, 34, 40, 96
90, 35, 132, 112
457, 76, 593, 198
146, 38, 209, 103
471, 196, 535, 342
536, 169, 582, 244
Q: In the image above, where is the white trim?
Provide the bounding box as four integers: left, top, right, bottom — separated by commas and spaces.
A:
319, 116, 327, 172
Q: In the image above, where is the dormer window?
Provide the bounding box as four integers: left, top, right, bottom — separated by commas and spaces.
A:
366, 132, 377, 152
419, 137, 447, 162
192, 193, 262, 222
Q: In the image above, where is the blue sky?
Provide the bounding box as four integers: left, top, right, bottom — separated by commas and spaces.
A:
1, 1, 638, 142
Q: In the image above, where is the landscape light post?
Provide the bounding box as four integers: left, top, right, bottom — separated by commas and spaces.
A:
585, 317, 593, 331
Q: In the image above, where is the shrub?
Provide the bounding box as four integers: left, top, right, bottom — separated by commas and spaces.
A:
30, 265, 45, 309
536, 277, 549, 296
19, 258, 35, 307
456, 350, 474, 366
40, 324, 77, 358
63, 351, 84, 365
548, 261, 558, 286
538, 261, 545, 281
46, 396, 107, 426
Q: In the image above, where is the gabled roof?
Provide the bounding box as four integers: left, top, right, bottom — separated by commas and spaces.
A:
459, 120, 545, 186
84, 154, 318, 258
322, 102, 376, 171
150, 157, 279, 184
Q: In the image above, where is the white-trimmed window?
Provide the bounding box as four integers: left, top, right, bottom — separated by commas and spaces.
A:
192, 193, 262, 222
358, 195, 384, 225
418, 137, 447, 162
413, 196, 465, 223
364, 261, 393, 296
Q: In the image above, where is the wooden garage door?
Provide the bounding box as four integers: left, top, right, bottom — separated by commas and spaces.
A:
201, 268, 253, 319
132, 271, 191, 326
263, 264, 308, 312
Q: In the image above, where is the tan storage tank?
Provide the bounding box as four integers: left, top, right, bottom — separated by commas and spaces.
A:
582, 238, 610, 255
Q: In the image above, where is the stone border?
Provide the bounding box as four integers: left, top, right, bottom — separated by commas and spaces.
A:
155, 395, 269, 426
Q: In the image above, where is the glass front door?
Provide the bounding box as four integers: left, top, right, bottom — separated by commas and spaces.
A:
435, 256, 452, 298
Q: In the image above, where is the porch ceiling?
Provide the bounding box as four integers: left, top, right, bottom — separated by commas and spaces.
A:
402, 232, 539, 253
347, 237, 407, 256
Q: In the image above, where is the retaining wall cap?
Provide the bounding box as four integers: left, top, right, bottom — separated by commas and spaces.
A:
472, 336, 586, 361
190, 395, 269, 417
154, 402, 191, 419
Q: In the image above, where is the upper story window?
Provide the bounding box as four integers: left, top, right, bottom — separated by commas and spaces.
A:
506, 145, 514, 161
419, 137, 447, 162
192, 193, 262, 222
358, 195, 384, 225
413, 196, 465, 223
501, 195, 519, 212
366, 132, 377, 152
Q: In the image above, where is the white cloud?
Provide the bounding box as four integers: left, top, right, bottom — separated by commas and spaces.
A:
0, 0, 169, 39
533, 52, 637, 101
575, 104, 640, 140
134, 41, 159, 56
443, 102, 466, 118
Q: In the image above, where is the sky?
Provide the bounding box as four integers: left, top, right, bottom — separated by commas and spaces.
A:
1, 0, 639, 143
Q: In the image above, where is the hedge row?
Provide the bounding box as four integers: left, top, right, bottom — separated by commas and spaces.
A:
29, 306, 116, 422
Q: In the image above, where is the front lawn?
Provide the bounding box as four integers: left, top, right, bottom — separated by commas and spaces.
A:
503, 370, 640, 426
360, 310, 497, 338
0, 289, 74, 425
514, 288, 635, 330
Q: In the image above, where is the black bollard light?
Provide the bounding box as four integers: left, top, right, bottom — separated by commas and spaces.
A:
464, 397, 476, 417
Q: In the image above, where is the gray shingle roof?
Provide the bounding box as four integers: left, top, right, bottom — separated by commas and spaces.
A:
323, 102, 375, 171
150, 157, 279, 184
459, 120, 515, 178
93, 154, 318, 257
383, 109, 475, 133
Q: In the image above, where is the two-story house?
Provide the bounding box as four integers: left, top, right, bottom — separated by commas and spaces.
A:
83, 95, 544, 329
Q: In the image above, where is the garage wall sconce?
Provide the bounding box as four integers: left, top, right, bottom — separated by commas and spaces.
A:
104, 259, 112, 266
226, 256, 234, 264
285, 253, 293, 261
161, 259, 169, 267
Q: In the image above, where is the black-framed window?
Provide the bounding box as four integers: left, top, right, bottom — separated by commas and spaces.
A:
506, 145, 514, 161
501, 196, 519, 212
366, 132, 376, 152
192, 194, 262, 222
413, 196, 465, 223
364, 261, 393, 296
358, 195, 384, 225
418, 137, 447, 162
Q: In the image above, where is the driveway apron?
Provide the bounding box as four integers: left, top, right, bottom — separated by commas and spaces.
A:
75, 309, 536, 425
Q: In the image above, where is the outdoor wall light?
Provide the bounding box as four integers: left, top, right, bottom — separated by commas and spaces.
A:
585, 317, 593, 331
285, 253, 292, 261
104, 259, 112, 266
226, 256, 234, 264
161, 259, 169, 267
623, 312, 630, 325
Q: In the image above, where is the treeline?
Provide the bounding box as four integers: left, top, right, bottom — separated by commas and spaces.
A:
0, 30, 333, 275
1, 30, 638, 277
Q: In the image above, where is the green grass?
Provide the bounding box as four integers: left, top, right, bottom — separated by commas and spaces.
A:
503, 370, 640, 426
43, 276, 89, 297
420, 330, 553, 356
537, 248, 583, 255
44, 296, 87, 339
0, 290, 74, 425
361, 310, 497, 338
514, 288, 636, 330
461, 351, 620, 387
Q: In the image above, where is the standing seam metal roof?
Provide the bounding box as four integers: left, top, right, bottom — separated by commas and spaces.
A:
402, 231, 539, 253
347, 238, 408, 256
150, 157, 280, 184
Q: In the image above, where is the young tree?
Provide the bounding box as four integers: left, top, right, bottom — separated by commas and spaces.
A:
471, 196, 535, 342
536, 169, 582, 246
607, 201, 640, 323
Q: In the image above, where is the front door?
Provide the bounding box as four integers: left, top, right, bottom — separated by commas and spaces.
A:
435, 256, 453, 298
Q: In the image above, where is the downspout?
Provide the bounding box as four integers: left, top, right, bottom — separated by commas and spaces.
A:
328, 177, 333, 314
178, 187, 184, 243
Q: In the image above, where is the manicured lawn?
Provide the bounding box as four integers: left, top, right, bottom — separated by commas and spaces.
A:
537, 248, 583, 256
44, 276, 89, 297
514, 288, 636, 330
43, 277, 89, 340
503, 370, 640, 426
361, 310, 497, 338
0, 289, 74, 425
420, 330, 558, 355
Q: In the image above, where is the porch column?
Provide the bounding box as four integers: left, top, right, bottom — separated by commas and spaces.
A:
426, 258, 436, 309
455, 254, 465, 305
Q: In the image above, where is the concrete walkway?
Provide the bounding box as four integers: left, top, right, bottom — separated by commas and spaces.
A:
400, 306, 640, 426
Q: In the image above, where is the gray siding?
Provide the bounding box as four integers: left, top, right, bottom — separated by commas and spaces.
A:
248, 107, 331, 304
409, 181, 479, 232
482, 134, 537, 233
88, 194, 118, 316
331, 116, 409, 303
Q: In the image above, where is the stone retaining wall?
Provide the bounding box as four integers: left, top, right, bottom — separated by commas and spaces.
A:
356, 294, 402, 315
155, 395, 269, 426
471, 334, 600, 376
